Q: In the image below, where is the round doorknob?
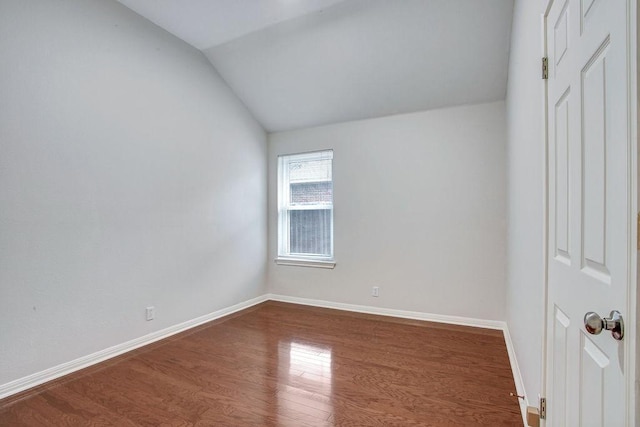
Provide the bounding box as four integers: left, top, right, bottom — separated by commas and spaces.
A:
584, 311, 604, 334
583, 310, 624, 341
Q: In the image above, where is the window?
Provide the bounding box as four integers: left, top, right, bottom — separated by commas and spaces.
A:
277, 150, 334, 268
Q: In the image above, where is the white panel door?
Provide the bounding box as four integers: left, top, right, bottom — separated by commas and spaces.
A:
545, 0, 634, 426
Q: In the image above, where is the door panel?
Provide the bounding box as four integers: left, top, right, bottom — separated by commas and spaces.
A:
551, 305, 570, 425
546, 0, 632, 425
580, 333, 608, 424
554, 88, 571, 263
581, 37, 610, 281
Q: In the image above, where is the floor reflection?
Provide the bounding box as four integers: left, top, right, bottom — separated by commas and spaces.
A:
277, 340, 334, 424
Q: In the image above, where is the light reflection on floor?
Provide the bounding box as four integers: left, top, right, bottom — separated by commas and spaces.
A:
277, 340, 334, 424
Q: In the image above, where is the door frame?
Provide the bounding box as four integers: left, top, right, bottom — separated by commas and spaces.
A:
540, 0, 638, 425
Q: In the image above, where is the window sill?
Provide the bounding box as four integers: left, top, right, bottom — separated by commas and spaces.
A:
274, 257, 336, 269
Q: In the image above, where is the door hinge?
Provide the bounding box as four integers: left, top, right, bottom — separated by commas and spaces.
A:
540, 397, 547, 420
637, 212, 640, 250
542, 57, 549, 80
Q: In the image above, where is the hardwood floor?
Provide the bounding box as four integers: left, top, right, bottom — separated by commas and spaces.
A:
0, 301, 523, 426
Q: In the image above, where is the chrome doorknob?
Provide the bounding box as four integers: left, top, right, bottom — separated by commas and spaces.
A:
584, 310, 624, 341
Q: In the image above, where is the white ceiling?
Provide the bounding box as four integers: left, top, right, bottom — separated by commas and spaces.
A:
117, 0, 514, 132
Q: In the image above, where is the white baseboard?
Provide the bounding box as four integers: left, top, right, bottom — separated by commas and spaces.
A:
267, 293, 506, 330
0, 294, 268, 400
503, 326, 529, 427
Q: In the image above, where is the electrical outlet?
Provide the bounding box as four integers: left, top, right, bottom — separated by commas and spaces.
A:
146, 306, 155, 321
372, 286, 380, 297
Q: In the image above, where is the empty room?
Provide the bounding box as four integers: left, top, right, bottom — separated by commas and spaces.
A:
0, 0, 637, 426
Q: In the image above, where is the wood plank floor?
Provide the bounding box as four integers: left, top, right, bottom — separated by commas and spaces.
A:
0, 301, 523, 426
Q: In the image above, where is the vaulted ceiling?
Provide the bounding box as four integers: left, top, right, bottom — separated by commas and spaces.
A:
117, 0, 514, 132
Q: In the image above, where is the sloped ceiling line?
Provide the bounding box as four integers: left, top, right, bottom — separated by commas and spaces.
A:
117, 0, 514, 132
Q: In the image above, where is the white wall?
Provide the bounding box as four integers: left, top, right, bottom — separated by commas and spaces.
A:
505, 0, 546, 403
0, 0, 266, 387
267, 102, 507, 320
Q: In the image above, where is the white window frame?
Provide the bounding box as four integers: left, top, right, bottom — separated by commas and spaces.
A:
276, 150, 335, 269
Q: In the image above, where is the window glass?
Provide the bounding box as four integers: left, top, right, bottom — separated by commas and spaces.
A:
277, 150, 333, 260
